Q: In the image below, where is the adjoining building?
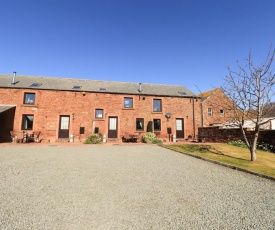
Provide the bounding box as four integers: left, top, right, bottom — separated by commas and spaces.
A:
199, 88, 236, 127
0, 73, 201, 143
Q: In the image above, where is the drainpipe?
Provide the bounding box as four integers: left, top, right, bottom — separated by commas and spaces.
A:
200, 99, 204, 127
192, 97, 196, 140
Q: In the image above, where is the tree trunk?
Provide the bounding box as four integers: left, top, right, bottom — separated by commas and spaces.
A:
250, 147, 257, 161
250, 131, 259, 161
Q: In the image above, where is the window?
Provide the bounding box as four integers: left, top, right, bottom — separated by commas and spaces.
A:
95, 109, 104, 118
208, 108, 213, 116
136, 118, 144, 131
124, 97, 133, 108
153, 119, 161, 131
153, 99, 162, 112
24, 93, 35, 105
22, 115, 34, 130
220, 109, 224, 117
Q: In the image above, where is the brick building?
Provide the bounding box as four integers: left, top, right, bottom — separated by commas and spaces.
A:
0, 73, 201, 143
199, 88, 235, 127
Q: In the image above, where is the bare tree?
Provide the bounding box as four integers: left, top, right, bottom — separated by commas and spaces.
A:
221, 47, 275, 161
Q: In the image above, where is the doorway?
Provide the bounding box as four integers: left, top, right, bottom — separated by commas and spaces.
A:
58, 115, 70, 138
176, 118, 184, 139
108, 117, 118, 138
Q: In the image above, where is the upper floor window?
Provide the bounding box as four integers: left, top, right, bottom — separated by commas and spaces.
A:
153, 99, 162, 112
22, 114, 34, 130
208, 108, 213, 116
95, 109, 104, 118
153, 119, 161, 131
220, 109, 224, 117
124, 97, 133, 108
24, 93, 35, 105
136, 118, 144, 131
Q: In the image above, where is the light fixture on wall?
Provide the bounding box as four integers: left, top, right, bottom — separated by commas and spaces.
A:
165, 113, 172, 119
72, 113, 75, 120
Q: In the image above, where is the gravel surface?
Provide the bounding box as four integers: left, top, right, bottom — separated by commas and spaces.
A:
0, 145, 274, 229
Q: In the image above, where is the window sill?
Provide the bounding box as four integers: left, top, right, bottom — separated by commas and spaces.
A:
123, 108, 134, 110
152, 112, 163, 114
94, 118, 105, 121
21, 104, 36, 107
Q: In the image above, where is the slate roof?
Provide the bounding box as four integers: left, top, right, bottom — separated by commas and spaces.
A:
198, 88, 220, 102
0, 74, 197, 97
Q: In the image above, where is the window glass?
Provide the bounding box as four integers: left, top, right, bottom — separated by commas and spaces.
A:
95, 109, 103, 118
208, 108, 213, 116
153, 99, 162, 112
22, 115, 34, 130
60, 117, 69, 129
153, 119, 161, 131
24, 93, 35, 104
124, 98, 133, 108
136, 118, 144, 131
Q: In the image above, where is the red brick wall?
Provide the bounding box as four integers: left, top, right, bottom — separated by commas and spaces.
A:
198, 126, 275, 145
201, 89, 235, 127
0, 88, 201, 142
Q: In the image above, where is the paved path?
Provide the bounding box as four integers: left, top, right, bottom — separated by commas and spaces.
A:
0, 145, 274, 229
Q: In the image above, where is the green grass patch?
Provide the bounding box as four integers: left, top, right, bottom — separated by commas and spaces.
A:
166, 143, 275, 178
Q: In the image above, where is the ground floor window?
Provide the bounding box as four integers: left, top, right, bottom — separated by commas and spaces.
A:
22, 114, 34, 130
153, 119, 161, 131
95, 109, 104, 118
136, 118, 144, 131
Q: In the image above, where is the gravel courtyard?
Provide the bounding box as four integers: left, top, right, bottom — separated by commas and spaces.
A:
0, 145, 274, 230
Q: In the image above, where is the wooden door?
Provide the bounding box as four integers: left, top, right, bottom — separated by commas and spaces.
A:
58, 115, 70, 138
176, 118, 184, 138
108, 117, 118, 138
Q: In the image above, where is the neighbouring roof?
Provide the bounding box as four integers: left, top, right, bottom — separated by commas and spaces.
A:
0, 74, 197, 97
222, 117, 275, 130
0, 104, 16, 113
198, 88, 220, 102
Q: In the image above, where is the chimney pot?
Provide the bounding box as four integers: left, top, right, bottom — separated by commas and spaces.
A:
138, 83, 142, 92
12, 72, 17, 84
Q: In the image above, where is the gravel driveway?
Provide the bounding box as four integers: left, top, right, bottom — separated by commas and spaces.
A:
0, 145, 274, 229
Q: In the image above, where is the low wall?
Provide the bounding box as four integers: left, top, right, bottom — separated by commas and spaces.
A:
198, 127, 275, 145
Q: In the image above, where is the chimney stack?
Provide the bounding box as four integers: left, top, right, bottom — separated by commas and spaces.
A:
12, 71, 17, 84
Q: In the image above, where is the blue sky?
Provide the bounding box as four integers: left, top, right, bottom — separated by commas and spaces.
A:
1, 0, 275, 94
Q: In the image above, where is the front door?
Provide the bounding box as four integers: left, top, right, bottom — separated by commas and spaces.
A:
176, 118, 184, 139
108, 117, 118, 138
58, 115, 70, 138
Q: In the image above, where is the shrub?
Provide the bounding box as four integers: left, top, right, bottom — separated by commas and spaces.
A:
84, 134, 102, 144
227, 140, 247, 148
142, 132, 163, 144
257, 142, 275, 153
152, 138, 163, 144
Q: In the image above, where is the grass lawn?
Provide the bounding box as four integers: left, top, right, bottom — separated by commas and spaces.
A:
165, 143, 275, 178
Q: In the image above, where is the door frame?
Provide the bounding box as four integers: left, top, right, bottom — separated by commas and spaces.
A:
58, 115, 70, 138
108, 116, 118, 138
176, 118, 184, 139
